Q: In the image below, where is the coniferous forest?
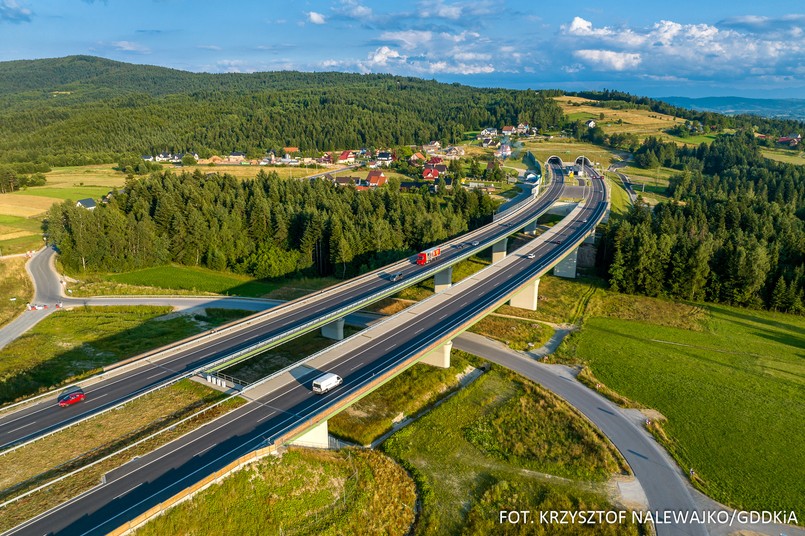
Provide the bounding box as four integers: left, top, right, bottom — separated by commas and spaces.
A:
0, 56, 563, 165
45, 170, 496, 278
602, 132, 805, 312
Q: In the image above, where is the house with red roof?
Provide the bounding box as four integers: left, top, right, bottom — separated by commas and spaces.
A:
409, 152, 426, 164
367, 170, 387, 187
337, 150, 355, 164
422, 168, 440, 180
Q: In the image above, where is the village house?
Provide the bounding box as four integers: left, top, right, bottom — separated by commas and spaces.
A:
501, 126, 516, 136
478, 127, 498, 138
516, 123, 530, 134
777, 134, 801, 147
408, 152, 426, 164
495, 144, 512, 158
422, 168, 440, 180
445, 146, 465, 159
226, 151, 247, 164
376, 151, 393, 165
422, 141, 441, 154
585, 120, 597, 128
337, 150, 355, 164
76, 198, 97, 210
367, 170, 387, 187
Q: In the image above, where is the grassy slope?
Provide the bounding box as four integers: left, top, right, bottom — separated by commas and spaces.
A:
558, 288, 804, 518
0, 257, 33, 327
0, 306, 252, 404
330, 350, 480, 446
133, 449, 416, 536
382, 367, 638, 535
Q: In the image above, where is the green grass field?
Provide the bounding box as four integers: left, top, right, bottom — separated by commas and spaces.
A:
330, 350, 480, 445
761, 148, 805, 166
0, 306, 252, 404
100, 265, 276, 296
382, 367, 638, 535
0, 214, 43, 255
134, 449, 416, 536
666, 132, 718, 145
562, 300, 805, 519
606, 176, 632, 216
11, 186, 111, 201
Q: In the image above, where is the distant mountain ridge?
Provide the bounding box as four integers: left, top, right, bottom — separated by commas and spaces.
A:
660, 96, 805, 121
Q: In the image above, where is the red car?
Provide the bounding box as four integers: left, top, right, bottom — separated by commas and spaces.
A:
58, 389, 85, 407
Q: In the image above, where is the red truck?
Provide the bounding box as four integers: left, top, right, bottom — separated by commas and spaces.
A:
416, 246, 441, 265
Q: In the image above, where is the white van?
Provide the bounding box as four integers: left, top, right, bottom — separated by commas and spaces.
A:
312, 373, 343, 394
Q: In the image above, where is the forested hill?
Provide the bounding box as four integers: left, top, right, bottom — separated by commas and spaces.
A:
0, 56, 563, 165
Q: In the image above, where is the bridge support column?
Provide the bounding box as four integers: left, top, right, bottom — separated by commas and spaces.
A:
584, 232, 596, 245
492, 238, 508, 263
509, 278, 540, 311
321, 318, 345, 340
524, 220, 538, 235
434, 266, 453, 293
553, 247, 578, 279
421, 340, 452, 368
290, 420, 329, 449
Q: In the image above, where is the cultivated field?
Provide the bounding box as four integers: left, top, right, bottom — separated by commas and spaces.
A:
555, 95, 681, 137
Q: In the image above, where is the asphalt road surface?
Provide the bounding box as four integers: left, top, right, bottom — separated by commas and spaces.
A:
7, 171, 606, 535
0, 177, 565, 451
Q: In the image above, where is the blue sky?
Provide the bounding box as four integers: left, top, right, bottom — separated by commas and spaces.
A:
1, 0, 804, 97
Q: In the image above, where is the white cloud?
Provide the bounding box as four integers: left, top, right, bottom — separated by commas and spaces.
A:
198, 44, 221, 51
420, 0, 462, 20
574, 49, 641, 71
559, 15, 805, 79
380, 30, 433, 50
112, 41, 150, 54
367, 46, 403, 66
0, 0, 31, 23
307, 11, 326, 25
339, 0, 372, 18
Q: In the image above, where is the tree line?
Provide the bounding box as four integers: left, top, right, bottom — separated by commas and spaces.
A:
601, 132, 805, 313
45, 169, 497, 278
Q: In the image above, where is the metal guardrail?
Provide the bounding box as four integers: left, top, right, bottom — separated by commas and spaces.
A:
1, 172, 601, 530
0, 179, 561, 457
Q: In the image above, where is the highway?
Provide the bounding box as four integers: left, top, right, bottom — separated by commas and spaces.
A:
0, 177, 564, 451
6, 168, 606, 535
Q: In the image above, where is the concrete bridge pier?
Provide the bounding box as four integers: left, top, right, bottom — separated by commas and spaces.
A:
421, 340, 452, 368
553, 247, 578, 279
321, 317, 345, 340
492, 238, 508, 263
434, 266, 453, 293
290, 420, 329, 449
524, 220, 538, 235
509, 278, 540, 311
